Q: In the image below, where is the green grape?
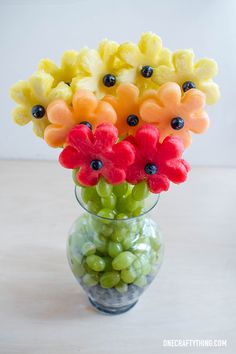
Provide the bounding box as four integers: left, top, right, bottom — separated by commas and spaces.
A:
138, 254, 149, 266
148, 249, 158, 264
103, 256, 113, 271
133, 275, 147, 287
97, 208, 115, 224
133, 237, 151, 253
141, 262, 152, 276
122, 233, 139, 251
116, 213, 128, 220
137, 235, 151, 246
87, 201, 101, 214
97, 208, 115, 219
132, 181, 149, 201
137, 254, 152, 275
81, 187, 97, 204
71, 250, 83, 265
116, 196, 128, 212
111, 227, 126, 242
133, 258, 142, 270
82, 273, 98, 287
93, 234, 108, 254
150, 237, 161, 251
100, 271, 120, 288
136, 218, 145, 232
86, 255, 105, 272
71, 259, 85, 277
100, 224, 114, 237
81, 242, 96, 256
115, 281, 128, 293
96, 178, 113, 197
112, 251, 136, 270
127, 221, 139, 234
90, 216, 103, 233
126, 183, 134, 196
83, 262, 98, 275
72, 169, 81, 186
113, 182, 128, 197
122, 221, 132, 233
121, 267, 137, 284
108, 241, 123, 258
125, 195, 140, 212
101, 193, 117, 209
132, 206, 145, 217
91, 191, 102, 204
132, 259, 145, 279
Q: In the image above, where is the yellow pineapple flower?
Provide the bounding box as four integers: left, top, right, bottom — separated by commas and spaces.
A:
38, 50, 80, 86
10, 71, 72, 138
117, 32, 172, 92
71, 39, 122, 98
153, 49, 220, 104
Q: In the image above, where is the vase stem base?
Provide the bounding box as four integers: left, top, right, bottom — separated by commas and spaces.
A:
88, 297, 138, 315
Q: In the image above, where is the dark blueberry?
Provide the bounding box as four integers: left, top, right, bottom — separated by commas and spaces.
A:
103, 74, 116, 87
182, 81, 196, 92
79, 121, 92, 130
171, 117, 185, 130
31, 105, 45, 119
90, 159, 103, 171
144, 163, 158, 175
127, 114, 139, 127
141, 66, 153, 78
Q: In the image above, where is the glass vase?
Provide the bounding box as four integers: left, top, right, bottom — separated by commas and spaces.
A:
67, 186, 164, 315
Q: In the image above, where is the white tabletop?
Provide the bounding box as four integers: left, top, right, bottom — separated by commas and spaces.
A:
0, 161, 235, 354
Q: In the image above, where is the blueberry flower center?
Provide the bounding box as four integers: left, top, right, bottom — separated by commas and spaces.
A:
127, 114, 139, 127
31, 105, 45, 119
80, 121, 92, 130
182, 81, 196, 92
144, 163, 158, 175
141, 66, 153, 78
171, 117, 185, 130
103, 74, 116, 87
90, 159, 103, 171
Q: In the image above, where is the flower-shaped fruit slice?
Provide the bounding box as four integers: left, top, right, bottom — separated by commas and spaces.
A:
103, 83, 147, 137
59, 123, 135, 186
38, 50, 80, 87
10, 71, 72, 137
117, 32, 172, 93
71, 40, 123, 98
126, 124, 190, 193
140, 82, 209, 147
45, 89, 117, 147
153, 49, 220, 104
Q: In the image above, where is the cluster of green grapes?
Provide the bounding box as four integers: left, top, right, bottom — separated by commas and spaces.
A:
67, 211, 162, 293
73, 171, 151, 219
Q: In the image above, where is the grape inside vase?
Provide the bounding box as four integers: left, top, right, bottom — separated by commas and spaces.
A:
67, 186, 164, 315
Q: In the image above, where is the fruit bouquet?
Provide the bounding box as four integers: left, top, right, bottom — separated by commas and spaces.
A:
10, 32, 219, 314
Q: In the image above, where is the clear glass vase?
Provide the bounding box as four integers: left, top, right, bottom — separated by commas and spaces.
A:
67, 186, 164, 315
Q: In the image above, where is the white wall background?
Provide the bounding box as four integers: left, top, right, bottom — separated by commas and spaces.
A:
0, 0, 235, 166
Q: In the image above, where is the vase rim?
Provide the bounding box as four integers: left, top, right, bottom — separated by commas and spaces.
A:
74, 186, 160, 222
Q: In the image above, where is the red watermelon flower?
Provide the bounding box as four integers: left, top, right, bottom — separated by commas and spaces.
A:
59, 123, 135, 186
126, 124, 190, 193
